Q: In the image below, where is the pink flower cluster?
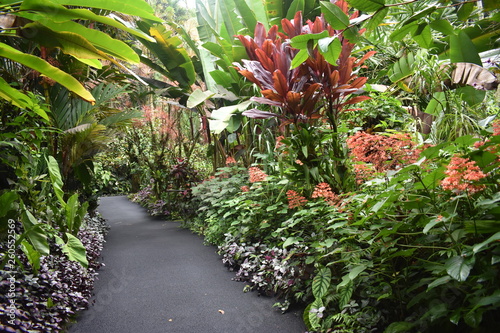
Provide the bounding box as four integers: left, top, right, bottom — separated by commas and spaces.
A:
248, 167, 268, 183
311, 183, 339, 206
134, 105, 179, 138
347, 131, 421, 171
226, 156, 237, 165
441, 156, 487, 194
287, 190, 308, 209
352, 163, 376, 185
493, 119, 500, 136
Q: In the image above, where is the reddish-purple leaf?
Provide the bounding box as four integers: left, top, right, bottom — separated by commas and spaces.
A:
256, 48, 275, 72
350, 77, 367, 89
343, 95, 371, 105
273, 70, 289, 98
251, 96, 282, 106
355, 50, 376, 67
254, 23, 266, 47
242, 109, 279, 119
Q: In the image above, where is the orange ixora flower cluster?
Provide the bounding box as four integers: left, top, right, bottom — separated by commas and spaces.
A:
225, 156, 237, 165
248, 167, 268, 183
287, 190, 308, 209
352, 163, 377, 185
347, 131, 421, 173
441, 156, 487, 194
493, 119, 500, 136
311, 183, 339, 206
241, 185, 250, 192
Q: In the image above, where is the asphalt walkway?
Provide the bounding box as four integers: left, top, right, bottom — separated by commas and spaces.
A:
69, 196, 306, 333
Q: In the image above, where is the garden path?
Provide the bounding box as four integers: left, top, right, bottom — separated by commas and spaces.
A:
69, 196, 306, 333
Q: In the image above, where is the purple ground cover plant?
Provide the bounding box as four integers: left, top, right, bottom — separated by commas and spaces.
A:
0, 215, 108, 332
219, 235, 310, 311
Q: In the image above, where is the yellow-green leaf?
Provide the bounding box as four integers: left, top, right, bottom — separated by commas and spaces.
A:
0, 42, 94, 102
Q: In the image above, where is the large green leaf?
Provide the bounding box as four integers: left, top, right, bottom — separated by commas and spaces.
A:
425, 91, 446, 115
20, 0, 155, 42
20, 239, 41, 273
469, 290, 500, 313
99, 109, 143, 127
209, 100, 252, 134
339, 280, 354, 308
348, 264, 367, 280
55, 233, 88, 268
49, 0, 160, 22
318, 36, 342, 65
365, 7, 389, 32
388, 52, 416, 83
456, 86, 486, 106
0, 42, 94, 102
169, 22, 201, 59
473, 232, 500, 254
346, 0, 385, 12
312, 267, 331, 299
291, 49, 310, 69
49, 84, 92, 130
147, 25, 196, 87
0, 191, 18, 218
22, 22, 105, 60
430, 19, 455, 35
219, 0, 245, 39
46, 155, 65, 206
199, 47, 218, 91
457, 2, 475, 21
320, 1, 350, 30
305, 298, 323, 330
21, 210, 50, 256
450, 31, 481, 65
287, 0, 305, 20
412, 24, 433, 49
389, 21, 418, 42
0, 77, 33, 109
233, 0, 258, 33
187, 89, 216, 109
247, 0, 270, 29
196, 0, 219, 43
445, 255, 474, 282
65, 193, 79, 233
291, 31, 329, 49
23, 16, 139, 63
401, 6, 436, 27
210, 70, 234, 88
265, 0, 283, 26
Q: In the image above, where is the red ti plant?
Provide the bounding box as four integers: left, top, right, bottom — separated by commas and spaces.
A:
235, 1, 375, 191
235, 13, 322, 127
235, 1, 376, 133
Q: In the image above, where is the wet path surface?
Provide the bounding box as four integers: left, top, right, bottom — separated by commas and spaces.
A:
69, 196, 306, 333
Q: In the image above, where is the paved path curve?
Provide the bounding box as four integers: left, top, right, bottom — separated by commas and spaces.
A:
69, 196, 306, 333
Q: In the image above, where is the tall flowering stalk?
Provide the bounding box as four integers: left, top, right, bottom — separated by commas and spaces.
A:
441, 156, 487, 194
311, 182, 339, 206
493, 119, 500, 136
225, 156, 237, 165
287, 190, 308, 209
347, 131, 422, 173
